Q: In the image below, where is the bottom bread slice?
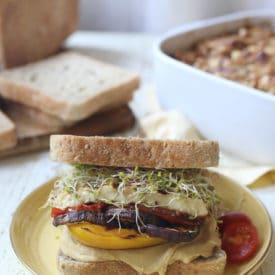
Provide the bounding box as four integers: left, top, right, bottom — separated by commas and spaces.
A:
58, 248, 226, 275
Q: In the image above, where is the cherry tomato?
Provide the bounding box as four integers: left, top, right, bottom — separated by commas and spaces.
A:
219, 211, 251, 234
219, 212, 259, 263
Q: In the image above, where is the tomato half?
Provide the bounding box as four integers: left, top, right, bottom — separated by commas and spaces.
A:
221, 220, 259, 263
218, 212, 251, 234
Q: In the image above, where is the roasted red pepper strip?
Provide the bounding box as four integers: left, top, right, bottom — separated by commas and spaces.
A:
51, 202, 106, 218
138, 205, 202, 225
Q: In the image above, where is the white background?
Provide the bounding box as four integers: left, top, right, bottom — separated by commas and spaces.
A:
79, 0, 275, 33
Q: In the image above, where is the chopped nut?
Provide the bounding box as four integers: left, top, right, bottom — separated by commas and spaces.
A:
264, 46, 275, 56
174, 25, 275, 95
238, 27, 248, 37
258, 75, 270, 90
208, 58, 221, 70
231, 50, 242, 62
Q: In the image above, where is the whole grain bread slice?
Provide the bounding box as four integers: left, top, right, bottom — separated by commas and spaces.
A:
2, 100, 64, 138
0, 51, 139, 122
0, 110, 16, 150
0, 105, 135, 158
58, 249, 226, 275
50, 135, 219, 168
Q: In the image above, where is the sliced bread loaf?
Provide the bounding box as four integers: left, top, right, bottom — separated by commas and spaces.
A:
0, 0, 78, 68
0, 51, 139, 121
0, 105, 135, 158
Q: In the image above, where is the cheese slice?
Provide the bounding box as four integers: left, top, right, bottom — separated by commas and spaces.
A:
60, 217, 220, 275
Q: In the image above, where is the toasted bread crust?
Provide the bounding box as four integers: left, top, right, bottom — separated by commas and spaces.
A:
50, 135, 219, 168
58, 249, 226, 275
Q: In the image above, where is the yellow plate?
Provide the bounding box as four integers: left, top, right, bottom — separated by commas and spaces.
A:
10, 175, 272, 275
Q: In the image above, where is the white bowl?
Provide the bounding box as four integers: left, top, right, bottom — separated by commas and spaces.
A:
154, 9, 275, 165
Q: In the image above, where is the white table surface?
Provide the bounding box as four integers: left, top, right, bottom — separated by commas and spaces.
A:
0, 31, 274, 275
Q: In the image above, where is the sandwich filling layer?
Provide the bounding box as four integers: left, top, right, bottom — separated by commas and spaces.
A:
60, 216, 221, 275
46, 165, 221, 246
47, 165, 220, 215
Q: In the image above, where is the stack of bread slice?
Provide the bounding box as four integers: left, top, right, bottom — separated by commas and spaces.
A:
0, 51, 139, 158
0, 110, 16, 150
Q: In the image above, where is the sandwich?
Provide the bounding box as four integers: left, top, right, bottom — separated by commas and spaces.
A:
0, 51, 139, 157
45, 135, 226, 275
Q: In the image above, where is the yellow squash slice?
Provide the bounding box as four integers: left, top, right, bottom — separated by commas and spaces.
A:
68, 223, 166, 249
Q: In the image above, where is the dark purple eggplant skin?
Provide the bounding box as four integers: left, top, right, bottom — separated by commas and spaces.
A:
53, 207, 202, 243
53, 210, 110, 227
141, 224, 200, 242
53, 208, 167, 227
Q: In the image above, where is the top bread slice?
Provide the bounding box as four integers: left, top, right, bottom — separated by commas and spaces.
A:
0, 110, 16, 150
0, 0, 78, 68
50, 135, 219, 168
0, 51, 139, 121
